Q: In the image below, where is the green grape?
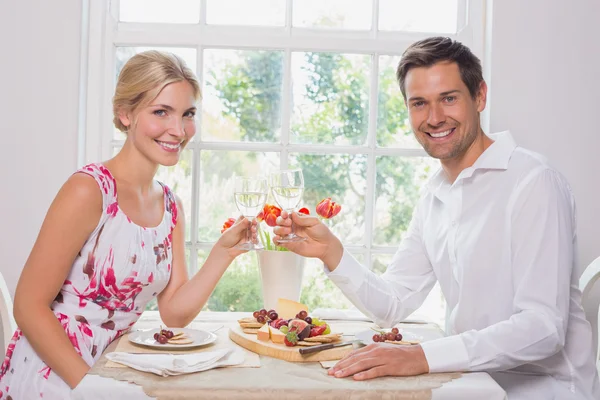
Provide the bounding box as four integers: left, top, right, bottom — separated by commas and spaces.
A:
323, 324, 331, 335
312, 318, 326, 326
279, 326, 289, 334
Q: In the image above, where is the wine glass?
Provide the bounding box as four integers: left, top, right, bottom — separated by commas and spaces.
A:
233, 176, 268, 250
268, 169, 306, 243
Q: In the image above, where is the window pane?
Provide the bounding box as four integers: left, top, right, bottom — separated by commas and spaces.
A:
115, 47, 198, 140
155, 149, 194, 242
203, 251, 264, 311
374, 156, 438, 246
289, 153, 367, 245
379, 0, 458, 33
291, 52, 370, 145
378, 55, 420, 148
203, 49, 284, 143
202, 249, 361, 312
119, 0, 200, 24
198, 150, 279, 242
300, 255, 360, 310
373, 254, 446, 327
293, 0, 372, 30
206, 0, 285, 26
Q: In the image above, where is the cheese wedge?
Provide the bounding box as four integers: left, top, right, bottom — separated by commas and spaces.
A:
269, 325, 286, 344
257, 323, 270, 342
276, 298, 308, 320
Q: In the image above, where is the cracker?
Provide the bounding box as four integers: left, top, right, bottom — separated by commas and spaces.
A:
237, 317, 256, 324
304, 336, 334, 343
243, 328, 260, 334
296, 341, 321, 346
384, 340, 419, 345
168, 338, 194, 345
239, 322, 264, 329
171, 332, 185, 339
322, 333, 342, 338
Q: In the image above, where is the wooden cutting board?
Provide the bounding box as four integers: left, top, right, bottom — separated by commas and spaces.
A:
228, 325, 352, 362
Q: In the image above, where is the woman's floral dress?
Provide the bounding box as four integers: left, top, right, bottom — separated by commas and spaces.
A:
0, 163, 177, 399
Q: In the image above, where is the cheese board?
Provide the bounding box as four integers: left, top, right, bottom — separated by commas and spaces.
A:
228, 324, 353, 362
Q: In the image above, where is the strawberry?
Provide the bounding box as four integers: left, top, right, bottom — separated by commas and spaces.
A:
309, 324, 327, 337
284, 331, 299, 347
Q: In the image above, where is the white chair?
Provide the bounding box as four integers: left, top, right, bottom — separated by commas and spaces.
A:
579, 256, 600, 371
0, 271, 16, 352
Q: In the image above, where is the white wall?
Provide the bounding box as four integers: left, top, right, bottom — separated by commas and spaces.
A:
0, 0, 82, 297
486, 0, 600, 344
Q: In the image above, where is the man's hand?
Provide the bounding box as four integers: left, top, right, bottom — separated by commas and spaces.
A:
273, 210, 343, 270
328, 343, 430, 380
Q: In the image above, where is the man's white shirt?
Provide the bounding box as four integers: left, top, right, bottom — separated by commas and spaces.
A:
326, 132, 600, 399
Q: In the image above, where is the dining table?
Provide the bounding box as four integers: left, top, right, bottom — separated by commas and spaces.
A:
81, 311, 508, 400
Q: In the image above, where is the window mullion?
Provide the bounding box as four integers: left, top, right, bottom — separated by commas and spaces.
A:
365, 52, 379, 270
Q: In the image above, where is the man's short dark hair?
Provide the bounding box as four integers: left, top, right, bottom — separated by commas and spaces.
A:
396, 37, 483, 100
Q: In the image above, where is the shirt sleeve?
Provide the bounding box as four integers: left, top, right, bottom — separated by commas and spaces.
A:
421, 168, 576, 373
325, 202, 437, 328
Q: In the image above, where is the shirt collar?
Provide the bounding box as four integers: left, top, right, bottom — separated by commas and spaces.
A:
426, 131, 518, 195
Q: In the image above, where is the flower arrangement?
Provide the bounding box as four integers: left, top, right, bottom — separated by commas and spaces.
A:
221, 198, 342, 251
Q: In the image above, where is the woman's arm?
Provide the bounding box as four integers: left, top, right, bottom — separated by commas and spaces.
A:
157, 197, 249, 327
13, 173, 102, 388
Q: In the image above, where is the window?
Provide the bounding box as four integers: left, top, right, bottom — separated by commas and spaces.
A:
84, 0, 484, 327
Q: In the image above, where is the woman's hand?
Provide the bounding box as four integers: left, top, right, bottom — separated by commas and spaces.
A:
216, 216, 257, 259
273, 211, 344, 270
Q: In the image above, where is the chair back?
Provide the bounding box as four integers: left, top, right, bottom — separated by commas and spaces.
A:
0, 271, 16, 352
580, 256, 600, 367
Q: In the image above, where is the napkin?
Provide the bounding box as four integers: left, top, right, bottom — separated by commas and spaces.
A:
71, 375, 156, 399
105, 348, 244, 377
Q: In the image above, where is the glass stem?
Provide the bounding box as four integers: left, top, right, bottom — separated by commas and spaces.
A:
246, 218, 252, 244
287, 209, 295, 237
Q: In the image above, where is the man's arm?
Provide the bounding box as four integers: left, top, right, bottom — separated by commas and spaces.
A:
326, 202, 437, 327
422, 168, 575, 372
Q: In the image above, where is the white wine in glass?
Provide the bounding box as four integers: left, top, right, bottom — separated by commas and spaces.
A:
233, 176, 268, 250
269, 169, 306, 243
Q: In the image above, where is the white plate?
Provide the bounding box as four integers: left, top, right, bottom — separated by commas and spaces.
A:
128, 327, 217, 350
355, 328, 425, 345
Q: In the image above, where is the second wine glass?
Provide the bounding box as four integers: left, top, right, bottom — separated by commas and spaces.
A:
269, 169, 306, 243
233, 176, 268, 250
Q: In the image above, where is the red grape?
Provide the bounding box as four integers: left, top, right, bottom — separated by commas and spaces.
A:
372, 334, 380, 342
259, 309, 267, 316
391, 327, 399, 334
268, 312, 278, 320
257, 315, 266, 324
395, 333, 403, 341
298, 310, 308, 319
253, 311, 259, 318
304, 317, 312, 324
157, 335, 168, 344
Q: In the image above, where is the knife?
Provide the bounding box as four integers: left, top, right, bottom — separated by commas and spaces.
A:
299, 341, 356, 355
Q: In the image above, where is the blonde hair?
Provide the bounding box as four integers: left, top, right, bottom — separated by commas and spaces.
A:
113, 50, 201, 132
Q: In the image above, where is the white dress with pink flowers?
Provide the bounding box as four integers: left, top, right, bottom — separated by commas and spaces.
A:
0, 163, 177, 399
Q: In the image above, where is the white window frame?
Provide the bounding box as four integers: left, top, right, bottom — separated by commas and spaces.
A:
81, 0, 485, 281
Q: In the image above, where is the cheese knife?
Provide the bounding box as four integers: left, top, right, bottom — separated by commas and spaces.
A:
299, 340, 357, 355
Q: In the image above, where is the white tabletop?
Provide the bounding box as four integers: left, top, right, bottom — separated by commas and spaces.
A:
81, 311, 507, 400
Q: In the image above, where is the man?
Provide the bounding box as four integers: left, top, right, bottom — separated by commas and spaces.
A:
274, 37, 600, 399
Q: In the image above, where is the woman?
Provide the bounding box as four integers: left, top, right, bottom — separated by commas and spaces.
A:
0, 51, 251, 398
